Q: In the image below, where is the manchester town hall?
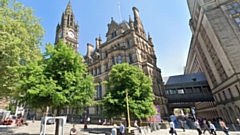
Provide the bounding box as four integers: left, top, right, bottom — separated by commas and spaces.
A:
54, 1, 168, 121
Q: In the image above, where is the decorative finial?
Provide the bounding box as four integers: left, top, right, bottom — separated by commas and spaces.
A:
129, 15, 133, 22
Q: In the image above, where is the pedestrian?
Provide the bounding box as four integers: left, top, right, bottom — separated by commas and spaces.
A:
203, 119, 210, 134
70, 124, 78, 135
87, 117, 90, 125
194, 119, 202, 135
134, 120, 141, 133
111, 124, 117, 135
179, 119, 185, 132
103, 119, 107, 125
32, 116, 35, 123
219, 119, 229, 135
98, 119, 102, 125
169, 119, 177, 135
237, 118, 240, 131
119, 121, 125, 135
208, 121, 216, 135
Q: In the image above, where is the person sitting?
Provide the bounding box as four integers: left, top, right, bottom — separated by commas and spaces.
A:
102, 119, 107, 125
134, 120, 141, 133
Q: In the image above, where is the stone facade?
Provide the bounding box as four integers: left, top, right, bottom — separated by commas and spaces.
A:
84, 7, 168, 119
185, 0, 240, 123
54, 2, 168, 120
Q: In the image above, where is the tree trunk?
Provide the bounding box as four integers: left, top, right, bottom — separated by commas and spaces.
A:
55, 107, 61, 135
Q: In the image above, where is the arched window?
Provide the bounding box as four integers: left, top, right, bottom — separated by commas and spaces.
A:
98, 67, 101, 74
97, 82, 102, 98
112, 56, 115, 65
127, 40, 130, 48
105, 51, 108, 58
118, 55, 122, 63
129, 54, 133, 63
105, 63, 108, 71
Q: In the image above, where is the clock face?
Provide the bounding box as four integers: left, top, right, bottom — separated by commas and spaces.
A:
68, 31, 75, 38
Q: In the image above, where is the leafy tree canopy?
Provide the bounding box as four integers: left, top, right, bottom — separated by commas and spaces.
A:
12, 40, 96, 111
102, 63, 156, 120
0, 0, 44, 97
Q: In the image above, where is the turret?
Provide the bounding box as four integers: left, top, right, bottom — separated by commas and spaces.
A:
99, 35, 102, 45
95, 38, 99, 50
132, 7, 146, 37
129, 15, 134, 30
148, 32, 152, 44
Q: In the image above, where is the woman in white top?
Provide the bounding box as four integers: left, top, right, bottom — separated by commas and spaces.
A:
111, 124, 117, 135
208, 121, 216, 135
170, 119, 177, 135
194, 119, 202, 135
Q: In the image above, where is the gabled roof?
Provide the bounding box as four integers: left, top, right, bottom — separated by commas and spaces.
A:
163, 72, 207, 85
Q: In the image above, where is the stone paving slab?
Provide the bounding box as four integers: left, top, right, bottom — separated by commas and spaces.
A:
0, 121, 240, 135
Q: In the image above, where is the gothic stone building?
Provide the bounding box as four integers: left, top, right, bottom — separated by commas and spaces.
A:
185, 0, 240, 123
55, 2, 168, 119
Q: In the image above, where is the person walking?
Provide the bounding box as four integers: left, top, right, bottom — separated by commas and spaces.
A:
179, 119, 185, 132
70, 124, 78, 135
219, 119, 229, 135
208, 121, 217, 135
170, 119, 177, 135
111, 124, 117, 135
203, 119, 210, 134
119, 121, 125, 135
87, 117, 90, 125
194, 119, 202, 135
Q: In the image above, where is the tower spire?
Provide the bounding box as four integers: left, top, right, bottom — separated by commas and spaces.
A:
65, 0, 73, 13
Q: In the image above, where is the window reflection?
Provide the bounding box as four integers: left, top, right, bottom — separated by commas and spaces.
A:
227, 4, 233, 9
118, 55, 122, 63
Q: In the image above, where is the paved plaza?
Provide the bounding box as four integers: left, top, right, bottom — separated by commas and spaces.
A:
0, 120, 240, 135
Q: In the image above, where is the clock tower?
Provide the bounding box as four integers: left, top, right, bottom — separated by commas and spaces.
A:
55, 1, 79, 53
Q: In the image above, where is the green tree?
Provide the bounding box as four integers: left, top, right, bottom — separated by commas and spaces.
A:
12, 41, 96, 135
0, 0, 44, 97
102, 63, 156, 125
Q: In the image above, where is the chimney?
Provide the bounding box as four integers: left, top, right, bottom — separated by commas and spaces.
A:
87, 43, 94, 56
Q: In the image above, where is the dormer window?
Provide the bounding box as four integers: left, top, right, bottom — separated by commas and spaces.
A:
111, 31, 117, 38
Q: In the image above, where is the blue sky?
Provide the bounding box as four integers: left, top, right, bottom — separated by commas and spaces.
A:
17, 0, 192, 77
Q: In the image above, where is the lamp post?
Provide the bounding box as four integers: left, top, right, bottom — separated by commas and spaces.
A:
126, 90, 131, 133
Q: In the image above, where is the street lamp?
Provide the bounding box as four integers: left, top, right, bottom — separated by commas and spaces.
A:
126, 90, 131, 133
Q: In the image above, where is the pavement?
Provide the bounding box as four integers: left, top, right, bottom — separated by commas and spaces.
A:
0, 120, 240, 135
